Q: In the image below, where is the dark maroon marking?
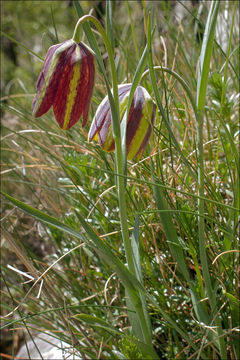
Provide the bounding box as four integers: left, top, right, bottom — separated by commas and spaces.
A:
35, 43, 62, 91
98, 85, 133, 151
33, 41, 71, 115
126, 87, 144, 152
95, 98, 111, 131
135, 124, 152, 157
88, 98, 110, 141
53, 46, 77, 128
136, 102, 156, 157
90, 83, 131, 138
67, 53, 88, 129
98, 111, 112, 148
88, 104, 109, 141
34, 42, 75, 118
80, 43, 96, 128
89, 83, 135, 151
108, 141, 115, 151
32, 44, 61, 115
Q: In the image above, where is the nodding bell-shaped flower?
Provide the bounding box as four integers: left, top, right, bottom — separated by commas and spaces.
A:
88, 84, 156, 160
32, 39, 95, 130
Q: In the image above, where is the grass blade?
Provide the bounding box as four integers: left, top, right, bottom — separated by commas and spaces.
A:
196, 1, 220, 110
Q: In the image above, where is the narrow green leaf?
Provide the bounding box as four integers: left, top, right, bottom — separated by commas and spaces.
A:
127, 216, 152, 340
223, 291, 240, 307
125, 0, 140, 60
125, 294, 144, 341
106, 0, 114, 49
0, 194, 204, 355
0, 191, 146, 304
146, 15, 197, 181
73, 314, 111, 327
0, 31, 44, 61
223, 291, 240, 328
131, 216, 142, 283
151, 176, 210, 328
151, 181, 191, 283
126, 215, 145, 340
196, 1, 220, 111
50, 5, 59, 43
73, 314, 156, 359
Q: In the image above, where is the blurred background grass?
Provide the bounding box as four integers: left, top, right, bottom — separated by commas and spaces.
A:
1, 1, 239, 359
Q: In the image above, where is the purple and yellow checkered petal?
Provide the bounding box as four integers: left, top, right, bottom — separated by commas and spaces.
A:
32, 40, 95, 130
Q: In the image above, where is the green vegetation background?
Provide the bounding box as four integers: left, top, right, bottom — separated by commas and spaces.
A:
1, 1, 239, 359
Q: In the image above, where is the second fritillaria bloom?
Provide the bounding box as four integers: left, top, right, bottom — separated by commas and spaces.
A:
88, 84, 156, 160
32, 39, 95, 130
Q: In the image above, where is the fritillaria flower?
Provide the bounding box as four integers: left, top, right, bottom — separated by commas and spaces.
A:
32, 39, 95, 130
88, 84, 156, 159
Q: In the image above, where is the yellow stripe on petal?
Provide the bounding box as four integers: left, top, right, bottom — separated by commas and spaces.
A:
62, 47, 81, 130
127, 100, 153, 160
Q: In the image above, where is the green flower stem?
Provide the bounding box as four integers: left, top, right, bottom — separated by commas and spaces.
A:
72, 15, 154, 349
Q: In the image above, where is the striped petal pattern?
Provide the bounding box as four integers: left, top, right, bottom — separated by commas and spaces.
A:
32, 40, 95, 130
88, 84, 156, 160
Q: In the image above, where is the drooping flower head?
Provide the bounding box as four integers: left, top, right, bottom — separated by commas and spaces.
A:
32, 39, 95, 130
88, 84, 156, 159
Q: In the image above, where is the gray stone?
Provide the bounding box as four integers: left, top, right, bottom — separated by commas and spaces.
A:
17, 332, 82, 360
